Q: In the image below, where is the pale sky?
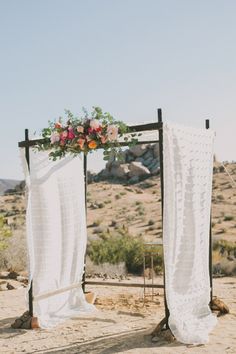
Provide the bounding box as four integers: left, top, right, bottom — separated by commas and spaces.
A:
0, 0, 235, 179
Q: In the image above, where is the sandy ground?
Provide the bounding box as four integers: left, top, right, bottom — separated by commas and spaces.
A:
0, 276, 236, 354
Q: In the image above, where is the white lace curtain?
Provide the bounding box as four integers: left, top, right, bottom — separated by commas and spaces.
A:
163, 123, 217, 344
21, 149, 96, 328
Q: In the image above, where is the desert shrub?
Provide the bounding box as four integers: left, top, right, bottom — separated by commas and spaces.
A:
224, 215, 234, 221
148, 219, 155, 226
148, 226, 155, 231
93, 226, 107, 234
104, 199, 112, 204
217, 228, 226, 234
126, 215, 135, 222
213, 240, 236, 256
135, 205, 145, 216
87, 231, 163, 274
217, 195, 224, 201
110, 220, 117, 227
115, 194, 121, 200
0, 215, 12, 250
219, 165, 225, 173
93, 219, 102, 227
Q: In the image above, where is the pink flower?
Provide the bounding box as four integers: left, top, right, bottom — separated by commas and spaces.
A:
77, 126, 84, 133
107, 125, 118, 141
90, 119, 101, 130
61, 131, 68, 139
67, 128, 75, 140
77, 138, 85, 149
101, 135, 107, 144
50, 132, 60, 144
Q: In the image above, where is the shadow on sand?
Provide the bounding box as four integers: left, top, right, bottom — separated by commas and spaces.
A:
31, 327, 184, 354
0, 316, 27, 339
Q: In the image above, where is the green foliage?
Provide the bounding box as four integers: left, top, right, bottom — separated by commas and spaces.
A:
0, 215, 12, 250
92, 219, 102, 227
224, 215, 234, 221
87, 230, 163, 274
217, 195, 224, 201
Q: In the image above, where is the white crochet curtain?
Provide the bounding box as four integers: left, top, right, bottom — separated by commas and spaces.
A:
21, 149, 96, 328
163, 123, 217, 344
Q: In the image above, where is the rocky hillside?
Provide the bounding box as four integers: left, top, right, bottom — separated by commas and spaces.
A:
0, 179, 21, 196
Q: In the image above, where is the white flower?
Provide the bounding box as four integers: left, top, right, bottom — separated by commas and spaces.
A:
90, 119, 101, 130
77, 126, 84, 133
50, 132, 60, 144
107, 125, 118, 141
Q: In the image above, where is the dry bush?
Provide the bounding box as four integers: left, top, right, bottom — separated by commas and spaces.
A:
0, 227, 27, 271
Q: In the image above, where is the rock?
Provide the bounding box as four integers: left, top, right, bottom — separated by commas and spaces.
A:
110, 164, 130, 179
87, 171, 96, 184
148, 159, 160, 174
129, 162, 151, 177
0, 271, 9, 279
143, 156, 153, 167
105, 161, 113, 170
128, 176, 140, 184
0, 281, 8, 291
150, 166, 160, 175
135, 157, 145, 164
126, 152, 135, 163
148, 158, 159, 171
7, 282, 15, 290
129, 144, 147, 157
153, 143, 159, 157
98, 168, 110, 179
8, 271, 19, 280
17, 275, 28, 284
142, 149, 154, 160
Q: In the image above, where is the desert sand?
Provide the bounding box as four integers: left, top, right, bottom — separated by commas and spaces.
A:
0, 276, 236, 354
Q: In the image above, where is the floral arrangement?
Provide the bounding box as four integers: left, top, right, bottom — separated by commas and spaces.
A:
36, 107, 138, 161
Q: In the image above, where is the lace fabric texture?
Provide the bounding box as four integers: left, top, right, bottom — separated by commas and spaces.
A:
163, 123, 217, 344
20, 149, 96, 328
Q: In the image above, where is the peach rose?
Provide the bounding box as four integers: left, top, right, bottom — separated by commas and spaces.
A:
88, 140, 97, 149
54, 122, 62, 129
107, 125, 118, 141
77, 126, 84, 133
77, 138, 85, 149
101, 135, 107, 144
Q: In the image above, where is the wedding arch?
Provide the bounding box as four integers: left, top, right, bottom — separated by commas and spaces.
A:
15, 108, 216, 343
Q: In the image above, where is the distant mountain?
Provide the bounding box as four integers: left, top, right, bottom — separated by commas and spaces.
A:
0, 179, 22, 196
